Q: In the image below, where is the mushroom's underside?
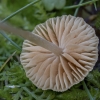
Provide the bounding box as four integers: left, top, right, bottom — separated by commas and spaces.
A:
20, 15, 98, 92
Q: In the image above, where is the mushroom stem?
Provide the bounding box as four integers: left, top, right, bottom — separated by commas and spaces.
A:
0, 23, 62, 56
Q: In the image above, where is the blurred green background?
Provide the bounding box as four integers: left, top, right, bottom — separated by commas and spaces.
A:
0, 0, 100, 100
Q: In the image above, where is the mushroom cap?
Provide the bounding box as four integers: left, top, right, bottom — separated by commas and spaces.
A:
20, 15, 99, 92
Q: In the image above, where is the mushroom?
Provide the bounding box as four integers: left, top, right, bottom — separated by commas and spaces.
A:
19, 15, 98, 92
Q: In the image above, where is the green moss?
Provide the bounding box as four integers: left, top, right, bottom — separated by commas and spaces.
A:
0, 0, 100, 100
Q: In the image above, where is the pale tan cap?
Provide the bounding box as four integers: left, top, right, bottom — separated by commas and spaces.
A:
20, 15, 99, 92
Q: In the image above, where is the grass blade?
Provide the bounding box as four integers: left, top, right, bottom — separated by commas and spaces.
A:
0, 31, 21, 51
93, 0, 97, 10
82, 81, 94, 100
22, 87, 37, 100
74, 0, 84, 16
0, 51, 16, 72
64, 0, 98, 10
0, 0, 40, 23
